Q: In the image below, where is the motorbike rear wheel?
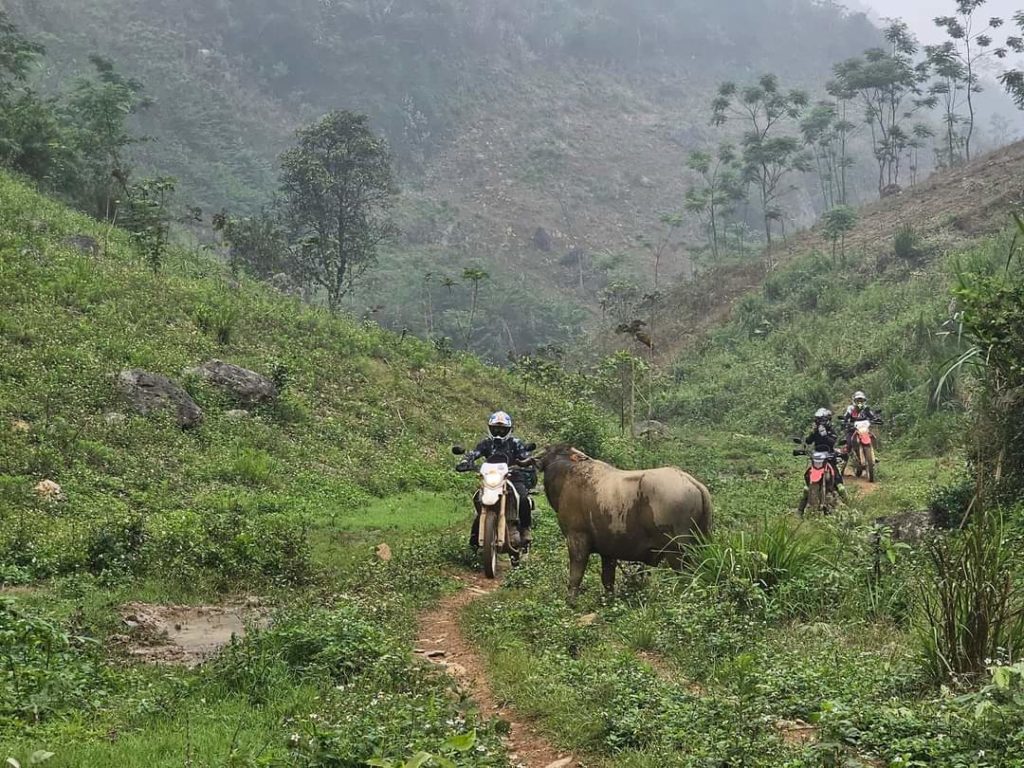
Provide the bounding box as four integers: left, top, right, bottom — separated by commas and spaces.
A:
481, 507, 499, 579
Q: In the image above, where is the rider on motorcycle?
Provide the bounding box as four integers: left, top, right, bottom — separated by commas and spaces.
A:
458, 411, 536, 550
799, 408, 846, 513
842, 391, 879, 453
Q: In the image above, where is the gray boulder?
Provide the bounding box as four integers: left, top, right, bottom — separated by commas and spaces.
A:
117, 370, 204, 429
190, 359, 278, 406
63, 234, 100, 256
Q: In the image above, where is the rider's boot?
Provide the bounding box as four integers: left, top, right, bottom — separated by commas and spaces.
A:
797, 490, 808, 516
520, 526, 533, 553
469, 514, 480, 549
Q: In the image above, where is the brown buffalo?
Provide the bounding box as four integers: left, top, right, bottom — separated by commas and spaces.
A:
538, 444, 712, 602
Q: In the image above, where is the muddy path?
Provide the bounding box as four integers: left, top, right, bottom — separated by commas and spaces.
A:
415, 572, 576, 768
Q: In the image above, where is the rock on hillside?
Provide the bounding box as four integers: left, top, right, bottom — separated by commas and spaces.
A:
117, 370, 204, 429
189, 360, 278, 406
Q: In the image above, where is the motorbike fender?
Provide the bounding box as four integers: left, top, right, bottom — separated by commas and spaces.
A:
858, 433, 873, 446
809, 467, 826, 485
481, 488, 502, 506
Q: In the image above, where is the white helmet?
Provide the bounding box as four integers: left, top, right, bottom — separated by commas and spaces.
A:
853, 391, 867, 405
814, 408, 832, 423
487, 411, 513, 438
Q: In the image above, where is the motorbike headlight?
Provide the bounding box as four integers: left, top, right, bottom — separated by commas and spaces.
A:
482, 471, 505, 488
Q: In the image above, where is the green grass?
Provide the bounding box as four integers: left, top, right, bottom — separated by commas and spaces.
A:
0, 170, 562, 765
335, 490, 468, 532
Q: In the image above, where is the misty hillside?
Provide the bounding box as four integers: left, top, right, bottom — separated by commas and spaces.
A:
5, 0, 882, 357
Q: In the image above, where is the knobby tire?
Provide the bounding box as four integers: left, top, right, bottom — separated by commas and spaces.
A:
481, 507, 498, 579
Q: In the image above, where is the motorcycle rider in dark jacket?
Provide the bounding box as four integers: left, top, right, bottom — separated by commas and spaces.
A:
458, 410, 536, 550
798, 408, 847, 513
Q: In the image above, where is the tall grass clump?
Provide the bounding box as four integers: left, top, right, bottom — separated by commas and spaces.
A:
918, 507, 1024, 685
695, 516, 828, 595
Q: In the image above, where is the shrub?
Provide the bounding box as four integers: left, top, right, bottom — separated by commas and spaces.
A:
0, 598, 113, 725
918, 508, 1024, 685
893, 226, 924, 263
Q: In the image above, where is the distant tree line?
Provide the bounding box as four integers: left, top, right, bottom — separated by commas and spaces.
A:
678, 1, 1024, 272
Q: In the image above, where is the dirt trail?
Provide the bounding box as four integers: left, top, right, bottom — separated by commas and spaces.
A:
846, 475, 881, 497
415, 572, 576, 768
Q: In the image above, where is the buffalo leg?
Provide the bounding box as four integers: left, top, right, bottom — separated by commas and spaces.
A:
600, 555, 617, 596
566, 535, 591, 605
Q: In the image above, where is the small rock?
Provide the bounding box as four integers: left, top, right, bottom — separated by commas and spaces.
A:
34, 479, 65, 502
532, 227, 554, 252
9, 419, 30, 434
224, 409, 250, 421
577, 613, 599, 627
426, 650, 446, 658
63, 233, 100, 256
543, 759, 574, 768
123, 620, 140, 630
375, 543, 393, 562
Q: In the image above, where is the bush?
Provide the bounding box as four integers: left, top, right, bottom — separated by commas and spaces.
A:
918, 508, 1024, 685
0, 598, 114, 725
893, 226, 924, 263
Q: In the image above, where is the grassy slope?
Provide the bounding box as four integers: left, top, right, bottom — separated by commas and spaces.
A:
652, 141, 1024, 450
0, 171, 567, 765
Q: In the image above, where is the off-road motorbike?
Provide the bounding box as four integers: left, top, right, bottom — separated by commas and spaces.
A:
839, 418, 882, 483
793, 448, 840, 515
452, 444, 536, 579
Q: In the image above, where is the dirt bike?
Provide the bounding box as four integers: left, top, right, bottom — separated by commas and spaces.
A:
840, 418, 881, 483
452, 444, 536, 579
793, 447, 839, 515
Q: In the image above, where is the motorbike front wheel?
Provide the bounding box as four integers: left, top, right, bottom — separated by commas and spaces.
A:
807, 483, 823, 513
864, 444, 876, 483
481, 507, 499, 579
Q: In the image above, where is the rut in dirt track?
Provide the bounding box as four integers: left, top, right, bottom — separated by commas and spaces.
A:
415, 572, 576, 768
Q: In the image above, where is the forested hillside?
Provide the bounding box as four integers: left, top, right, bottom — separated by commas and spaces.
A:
3, 0, 883, 357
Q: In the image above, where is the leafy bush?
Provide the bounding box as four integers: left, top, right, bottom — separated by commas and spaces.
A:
893, 225, 925, 263
0, 599, 113, 725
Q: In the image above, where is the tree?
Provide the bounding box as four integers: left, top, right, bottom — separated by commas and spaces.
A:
64, 56, 149, 220
279, 110, 397, 310
834, 22, 935, 195
119, 175, 176, 272
824, 78, 859, 207
1000, 11, 1024, 108
711, 74, 809, 261
461, 267, 488, 349
933, 1, 1008, 163
0, 11, 42, 95
684, 143, 745, 259
925, 42, 969, 167
214, 208, 289, 279
821, 205, 857, 264
0, 13, 70, 185
800, 102, 856, 210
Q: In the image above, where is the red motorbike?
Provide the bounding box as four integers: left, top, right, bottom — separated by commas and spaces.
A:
793, 448, 839, 515
839, 417, 882, 483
